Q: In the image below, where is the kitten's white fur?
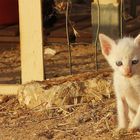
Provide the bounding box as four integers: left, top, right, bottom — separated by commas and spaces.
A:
99, 33, 140, 130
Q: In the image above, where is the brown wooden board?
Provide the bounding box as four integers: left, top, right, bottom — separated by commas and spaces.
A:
0, 36, 19, 43
0, 25, 19, 36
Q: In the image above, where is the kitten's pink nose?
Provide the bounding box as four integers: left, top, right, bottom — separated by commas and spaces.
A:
124, 67, 132, 77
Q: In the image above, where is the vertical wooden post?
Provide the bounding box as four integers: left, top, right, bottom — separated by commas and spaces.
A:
91, 0, 120, 40
18, 0, 44, 83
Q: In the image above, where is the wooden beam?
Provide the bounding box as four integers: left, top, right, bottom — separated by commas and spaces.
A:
0, 36, 19, 43
94, 0, 119, 4
0, 25, 19, 36
18, 0, 44, 83
0, 84, 20, 95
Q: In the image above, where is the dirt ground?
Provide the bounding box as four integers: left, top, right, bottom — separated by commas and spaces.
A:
0, 44, 140, 140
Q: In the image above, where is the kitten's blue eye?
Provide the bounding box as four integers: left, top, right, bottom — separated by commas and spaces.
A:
132, 60, 139, 65
116, 61, 123, 66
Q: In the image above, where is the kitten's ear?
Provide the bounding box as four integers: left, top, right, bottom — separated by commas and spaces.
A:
134, 34, 140, 46
99, 33, 116, 56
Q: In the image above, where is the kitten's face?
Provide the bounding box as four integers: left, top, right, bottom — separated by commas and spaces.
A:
99, 34, 140, 77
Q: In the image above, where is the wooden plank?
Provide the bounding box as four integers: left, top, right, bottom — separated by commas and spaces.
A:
94, 0, 119, 4
0, 36, 19, 42
49, 30, 92, 38
0, 84, 20, 95
46, 36, 92, 43
46, 37, 67, 43
0, 25, 19, 36
18, 0, 44, 83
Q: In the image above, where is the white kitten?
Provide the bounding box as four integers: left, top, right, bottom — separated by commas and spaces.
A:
99, 33, 140, 131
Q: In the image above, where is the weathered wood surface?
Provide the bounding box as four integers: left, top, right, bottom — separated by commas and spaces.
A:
0, 36, 19, 43
0, 25, 19, 36
18, 0, 44, 83
91, 2, 120, 40
17, 71, 112, 108
94, 0, 119, 4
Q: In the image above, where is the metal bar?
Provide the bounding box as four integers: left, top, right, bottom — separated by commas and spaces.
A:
94, 0, 100, 71
66, 1, 72, 75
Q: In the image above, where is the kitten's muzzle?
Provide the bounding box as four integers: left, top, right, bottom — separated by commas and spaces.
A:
124, 73, 133, 78
123, 67, 132, 77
